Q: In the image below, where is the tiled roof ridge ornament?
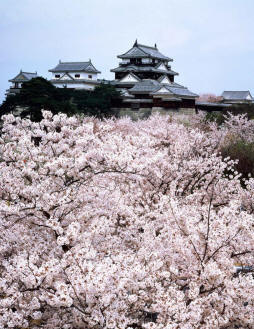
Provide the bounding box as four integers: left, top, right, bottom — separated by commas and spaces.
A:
133, 39, 138, 47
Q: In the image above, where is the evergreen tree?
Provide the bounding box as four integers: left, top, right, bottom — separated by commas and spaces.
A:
0, 79, 120, 121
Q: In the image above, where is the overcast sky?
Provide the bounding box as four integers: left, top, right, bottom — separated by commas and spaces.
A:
1, 0, 254, 102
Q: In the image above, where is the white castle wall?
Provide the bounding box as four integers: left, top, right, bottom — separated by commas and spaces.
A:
52, 72, 97, 80
52, 82, 95, 90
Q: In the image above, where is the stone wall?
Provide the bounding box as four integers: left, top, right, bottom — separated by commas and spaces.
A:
112, 107, 196, 120
112, 108, 152, 120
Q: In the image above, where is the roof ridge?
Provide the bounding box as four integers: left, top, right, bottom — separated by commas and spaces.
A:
223, 90, 250, 92
137, 43, 157, 50
60, 61, 90, 64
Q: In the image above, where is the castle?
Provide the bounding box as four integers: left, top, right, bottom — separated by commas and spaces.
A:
7, 41, 252, 114
110, 40, 197, 112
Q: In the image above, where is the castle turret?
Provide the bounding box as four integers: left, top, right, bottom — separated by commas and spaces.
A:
111, 41, 198, 111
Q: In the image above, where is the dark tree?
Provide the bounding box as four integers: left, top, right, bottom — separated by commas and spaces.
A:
0, 79, 120, 121
229, 103, 254, 120
0, 77, 77, 121
73, 83, 120, 119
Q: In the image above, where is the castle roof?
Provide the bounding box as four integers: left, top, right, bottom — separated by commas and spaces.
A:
222, 91, 253, 100
167, 86, 198, 98
118, 41, 172, 61
111, 64, 178, 75
157, 75, 183, 85
49, 61, 101, 73
9, 71, 38, 82
127, 79, 198, 98
128, 79, 161, 93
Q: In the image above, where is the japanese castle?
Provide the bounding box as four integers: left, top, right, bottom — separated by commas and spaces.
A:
111, 40, 198, 110
5, 41, 203, 112
49, 60, 101, 90
6, 70, 38, 96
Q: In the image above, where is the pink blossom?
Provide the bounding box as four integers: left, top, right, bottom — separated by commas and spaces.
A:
0, 111, 254, 328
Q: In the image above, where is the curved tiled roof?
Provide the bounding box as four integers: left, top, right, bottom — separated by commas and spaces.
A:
49, 61, 101, 73
222, 91, 253, 100
167, 86, 198, 98
111, 65, 178, 75
9, 71, 38, 82
128, 80, 161, 93
118, 42, 172, 61
126, 79, 198, 98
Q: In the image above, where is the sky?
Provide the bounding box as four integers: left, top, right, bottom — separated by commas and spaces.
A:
0, 0, 254, 102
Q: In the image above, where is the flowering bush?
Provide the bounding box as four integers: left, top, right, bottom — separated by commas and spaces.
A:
0, 112, 254, 329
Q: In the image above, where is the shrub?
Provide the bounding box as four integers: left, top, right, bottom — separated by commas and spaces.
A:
229, 103, 254, 120
220, 139, 254, 180
205, 111, 225, 125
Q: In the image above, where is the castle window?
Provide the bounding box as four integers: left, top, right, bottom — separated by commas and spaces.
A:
88, 74, 93, 79
75, 74, 80, 78
55, 74, 60, 78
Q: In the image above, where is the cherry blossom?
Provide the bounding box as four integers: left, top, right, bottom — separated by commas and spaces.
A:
0, 111, 253, 329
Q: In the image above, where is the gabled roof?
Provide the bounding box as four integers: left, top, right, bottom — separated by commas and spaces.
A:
157, 75, 185, 88
155, 62, 169, 71
150, 83, 198, 98
158, 75, 171, 84
151, 85, 174, 95
222, 91, 253, 100
118, 41, 172, 61
9, 71, 38, 82
119, 72, 141, 83
49, 61, 101, 73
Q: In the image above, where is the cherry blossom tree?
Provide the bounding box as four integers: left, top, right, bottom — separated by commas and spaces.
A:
0, 112, 254, 329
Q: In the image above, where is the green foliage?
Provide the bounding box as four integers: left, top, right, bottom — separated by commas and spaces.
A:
228, 103, 254, 120
73, 84, 120, 119
0, 78, 120, 121
205, 111, 225, 125
220, 139, 254, 180
205, 104, 254, 126
0, 78, 77, 121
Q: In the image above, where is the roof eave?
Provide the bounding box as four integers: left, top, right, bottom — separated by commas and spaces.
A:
117, 54, 172, 61
130, 90, 154, 94
117, 55, 149, 59
182, 95, 198, 99
9, 78, 28, 82
161, 97, 182, 102
50, 79, 100, 84
49, 69, 100, 73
